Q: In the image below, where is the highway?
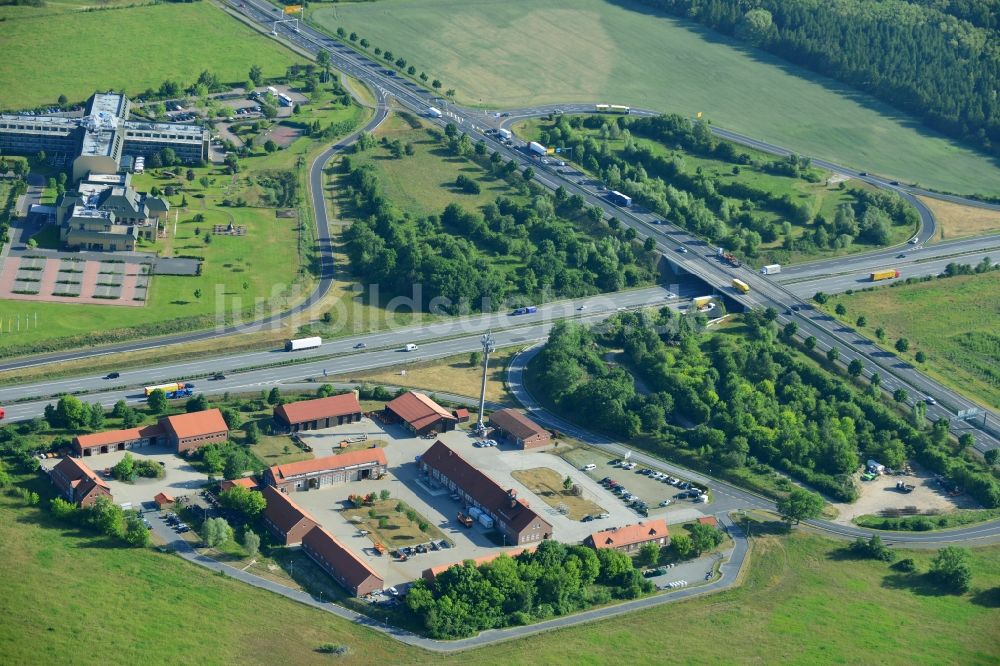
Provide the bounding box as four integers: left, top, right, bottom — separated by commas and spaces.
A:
5, 3, 999, 450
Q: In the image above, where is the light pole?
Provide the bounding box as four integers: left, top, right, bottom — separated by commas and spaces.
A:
476, 330, 495, 433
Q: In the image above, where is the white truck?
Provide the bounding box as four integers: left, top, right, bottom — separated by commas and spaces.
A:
497, 128, 512, 141
404, 343, 419, 352
760, 264, 781, 275
427, 106, 442, 118
285, 336, 322, 352
528, 141, 547, 156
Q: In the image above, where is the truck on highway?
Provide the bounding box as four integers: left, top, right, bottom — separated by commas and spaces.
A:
731, 278, 750, 294
595, 104, 631, 114
511, 306, 538, 315
528, 141, 547, 156
427, 106, 442, 118
497, 128, 512, 141
144, 382, 184, 397
693, 296, 715, 312
607, 190, 632, 207
870, 269, 900, 282
760, 264, 781, 275
716, 247, 741, 267
285, 336, 322, 352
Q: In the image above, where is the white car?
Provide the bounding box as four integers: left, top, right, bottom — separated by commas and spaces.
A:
659, 500, 672, 507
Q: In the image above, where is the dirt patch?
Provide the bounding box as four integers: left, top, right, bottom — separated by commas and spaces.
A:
267, 124, 302, 149
919, 196, 1000, 242
830, 461, 980, 525
511, 467, 605, 520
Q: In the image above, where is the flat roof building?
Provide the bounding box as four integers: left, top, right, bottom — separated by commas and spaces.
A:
264, 448, 387, 493
383, 391, 457, 435
0, 92, 209, 183
489, 408, 551, 449
420, 440, 552, 546
56, 171, 169, 251
273, 392, 362, 432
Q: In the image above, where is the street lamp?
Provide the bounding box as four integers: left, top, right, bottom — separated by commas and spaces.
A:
475, 330, 496, 432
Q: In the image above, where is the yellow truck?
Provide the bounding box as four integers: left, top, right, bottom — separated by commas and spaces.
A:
731, 278, 750, 294
870, 269, 900, 282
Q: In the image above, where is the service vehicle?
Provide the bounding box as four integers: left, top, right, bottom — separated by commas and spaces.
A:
731, 278, 750, 294
285, 336, 322, 351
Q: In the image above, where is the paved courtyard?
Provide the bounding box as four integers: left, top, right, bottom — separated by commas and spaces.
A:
41, 444, 209, 509
293, 421, 692, 587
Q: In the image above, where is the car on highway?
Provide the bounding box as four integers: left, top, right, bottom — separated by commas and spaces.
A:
211, 373, 226, 381
577, 305, 587, 311
677, 246, 688, 253
897, 253, 906, 258
354, 342, 367, 349
890, 180, 900, 185
859, 171, 868, 176
925, 396, 937, 405
909, 237, 919, 244
104, 372, 120, 379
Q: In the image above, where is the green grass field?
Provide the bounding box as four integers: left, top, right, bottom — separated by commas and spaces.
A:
827, 272, 1000, 409
2, 489, 998, 664
0, 2, 297, 110
312, 0, 1000, 196
0, 100, 367, 357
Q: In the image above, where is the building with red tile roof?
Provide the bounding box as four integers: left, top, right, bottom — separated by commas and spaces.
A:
452, 408, 470, 423
419, 440, 552, 546
301, 526, 384, 597
261, 485, 320, 546
273, 392, 363, 432
263, 448, 387, 493
50, 456, 112, 508
489, 408, 551, 449
586, 519, 670, 553
383, 391, 457, 435
161, 408, 229, 453
219, 477, 258, 493
73, 423, 164, 457
153, 492, 174, 508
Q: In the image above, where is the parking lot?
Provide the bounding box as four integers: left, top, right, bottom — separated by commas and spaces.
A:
293, 420, 644, 586
560, 446, 714, 524
40, 444, 209, 509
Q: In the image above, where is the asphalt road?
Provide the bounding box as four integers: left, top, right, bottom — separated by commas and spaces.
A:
6, 1, 998, 459
507, 345, 1000, 546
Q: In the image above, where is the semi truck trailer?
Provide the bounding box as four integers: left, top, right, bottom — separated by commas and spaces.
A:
528, 141, 547, 156
285, 336, 322, 352
870, 269, 900, 281
760, 264, 781, 275
427, 106, 442, 118
731, 278, 750, 294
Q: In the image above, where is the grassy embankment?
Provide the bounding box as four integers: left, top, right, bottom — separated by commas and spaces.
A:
826, 272, 1000, 409
1, 488, 999, 663
313, 0, 1000, 196
919, 196, 1000, 242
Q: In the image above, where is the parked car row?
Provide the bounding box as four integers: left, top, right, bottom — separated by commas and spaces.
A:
474, 439, 498, 448
163, 512, 190, 533
599, 477, 648, 515
392, 541, 449, 559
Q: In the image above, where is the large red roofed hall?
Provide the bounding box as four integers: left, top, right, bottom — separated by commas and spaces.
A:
383, 391, 457, 435
273, 392, 362, 432
301, 526, 384, 597
263, 448, 387, 493
419, 440, 552, 546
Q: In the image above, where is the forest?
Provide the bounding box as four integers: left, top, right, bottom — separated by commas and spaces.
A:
531, 309, 1000, 507
534, 113, 917, 264
634, 0, 1000, 166
405, 539, 653, 638
339, 130, 657, 313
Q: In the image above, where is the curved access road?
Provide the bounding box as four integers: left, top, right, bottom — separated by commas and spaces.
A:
0, 91, 390, 373
507, 344, 1000, 547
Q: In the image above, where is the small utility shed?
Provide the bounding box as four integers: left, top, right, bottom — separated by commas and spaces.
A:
489, 408, 551, 449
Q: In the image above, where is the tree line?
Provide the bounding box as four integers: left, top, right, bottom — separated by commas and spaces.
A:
339, 135, 657, 313
405, 539, 653, 638
535, 114, 916, 264
633, 0, 1000, 165
533, 309, 1000, 506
